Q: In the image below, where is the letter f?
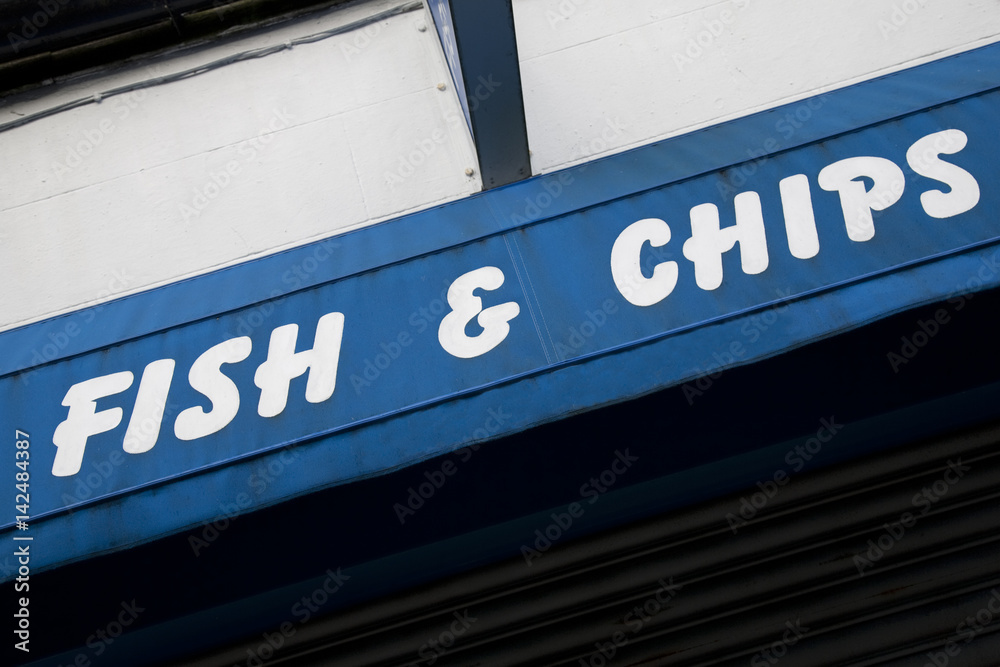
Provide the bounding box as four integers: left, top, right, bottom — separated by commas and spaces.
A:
52, 371, 134, 476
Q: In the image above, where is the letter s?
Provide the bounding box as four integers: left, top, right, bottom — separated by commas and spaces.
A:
174, 337, 252, 440
906, 129, 979, 219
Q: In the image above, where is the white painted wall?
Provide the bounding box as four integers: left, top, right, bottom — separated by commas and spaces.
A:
514, 0, 1000, 173
0, 0, 479, 331
4, 0, 1000, 333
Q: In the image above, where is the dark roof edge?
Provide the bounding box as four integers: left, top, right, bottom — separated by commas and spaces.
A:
0, 0, 358, 95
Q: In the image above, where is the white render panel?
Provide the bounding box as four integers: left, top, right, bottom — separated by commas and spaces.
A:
514, 0, 1000, 173
0, 0, 479, 331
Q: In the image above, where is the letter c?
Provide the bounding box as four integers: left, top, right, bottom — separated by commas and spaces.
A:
611, 218, 678, 306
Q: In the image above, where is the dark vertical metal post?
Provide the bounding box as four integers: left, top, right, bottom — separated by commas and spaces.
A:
427, 0, 531, 189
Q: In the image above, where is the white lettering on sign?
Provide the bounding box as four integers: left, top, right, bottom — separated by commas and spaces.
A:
51, 261, 522, 477
123, 359, 175, 454
612, 129, 980, 305
51, 312, 345, 477
683, 192, 769, 290
254, 312, 345, 418
905, 129, 980, 219
611, 218, 678, 307
778, 174, 820, 260
174, 337, 252, 441
818, 156, 905, 242
52, 371, 134, 477
47, 130, 981, 477
438, 267, 520, 359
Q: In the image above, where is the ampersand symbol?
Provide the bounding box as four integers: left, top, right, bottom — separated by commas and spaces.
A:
438, 266, 520, 359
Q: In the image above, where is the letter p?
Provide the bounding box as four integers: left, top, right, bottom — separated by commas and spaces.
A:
818, 156, 905, 242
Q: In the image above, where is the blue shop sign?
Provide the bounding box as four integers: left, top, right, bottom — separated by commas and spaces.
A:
3, 42, 1000, 575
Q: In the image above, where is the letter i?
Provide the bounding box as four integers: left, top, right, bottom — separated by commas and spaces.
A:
779, 174, 820, 259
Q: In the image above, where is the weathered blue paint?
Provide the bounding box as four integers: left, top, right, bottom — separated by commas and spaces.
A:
3, 43, 1000, 577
